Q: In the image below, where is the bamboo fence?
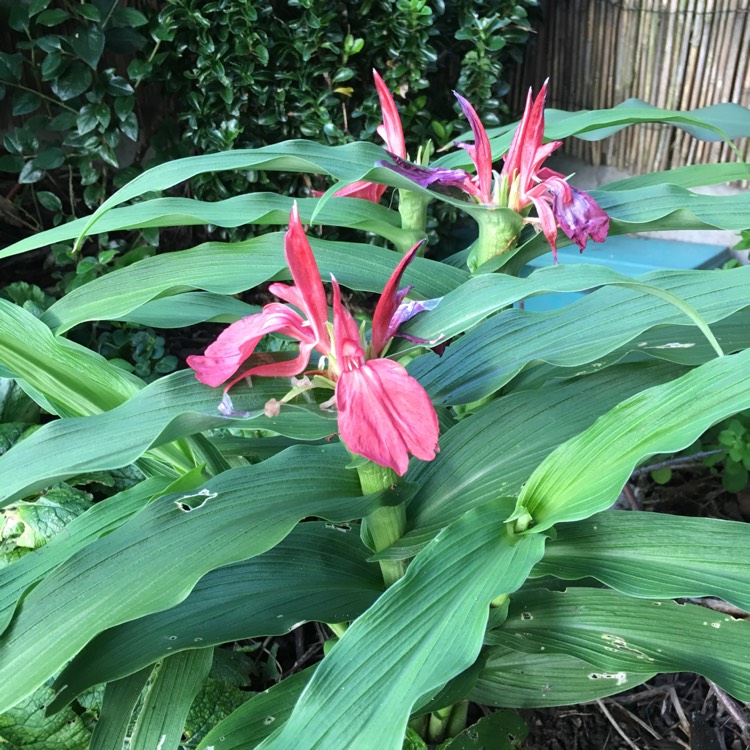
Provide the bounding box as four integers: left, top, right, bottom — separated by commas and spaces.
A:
509, 0, 750, 174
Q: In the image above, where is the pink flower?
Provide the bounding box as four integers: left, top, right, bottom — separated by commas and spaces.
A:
187, 205, 439, 476
380, 82, 610, 259
327, 70, 407, 203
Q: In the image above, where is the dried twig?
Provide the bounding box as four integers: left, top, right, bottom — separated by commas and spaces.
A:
596, 699, 640, 750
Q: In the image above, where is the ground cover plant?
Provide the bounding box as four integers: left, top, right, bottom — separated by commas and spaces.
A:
1, 71, 750, 749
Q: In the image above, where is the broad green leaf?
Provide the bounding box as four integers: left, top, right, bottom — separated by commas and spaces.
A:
42, 234, 466, 333
71, 141, 392, 247
122, 292, 258, 328
257, 500, 546, 750
441, 709, 528, 749
487, 588, 750, 701
595, 184, 750, 233
197, 669, 314, 750
0, 683, 90, 750
0, 299, 141, 415
409, 267, 750, 405
388, 361, 685, 555
0, 194, 414, 260
513, 349, 750, 531
533, 511, 750, 611
89, 667, 152, 750
0, 477, 175, 637
0, 446, 400, 712
439, 101, 750, 169
0, 371, 338, 506
51, 523, 383, 707
602, 162, 750, 191
130, 648, 213, 750
471, 647, 654, 708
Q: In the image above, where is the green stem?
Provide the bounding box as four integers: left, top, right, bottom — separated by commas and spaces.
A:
427, 705, 452, 744
466, 207, 524, 272
446, 700, 469, 738
357, 462, 406, 587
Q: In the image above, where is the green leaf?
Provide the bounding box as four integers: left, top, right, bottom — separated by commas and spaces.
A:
471, 647, 653, 708
50, 62, 92, 100
35, 8, 71, 26
130, 648, 213, 750
533, 511, 750, 611
36, 190, 63, 213
603, 162, 750, 191
0, 447, 397, 711
0, 299, 142, 417
33, 146, 65, 170
256, 501, 545, 750
197, 669, 314, 750
440, 709, 528, 749
393, 361, 683, 555
70, 27, 105, 69
89, 667, 152, 750
112, 7, 148, 26
52, 522, 383, 705
12, 90, 41, 116
0, 371, 338, 505
0, 154, 24, 172
1, 483, 92, 559
488, 588, 750, 701
0, 477, 172, 637
408, 266, 750, 405
513, 349, 750, 531
39, 233, 464, 333
76, 104, 98, 135
0, 52, 23, 81
121, 292, 258, 328
76, 4, 101, 22
0, 683, 89, 749
40, 51, 67, 80
1, 192, 418, 262
18, 161, 45, 184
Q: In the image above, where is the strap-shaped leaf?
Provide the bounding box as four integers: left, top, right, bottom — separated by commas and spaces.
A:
130, 648, 213, 750
197, 669, 314, 750
0, 194, 412, 261
0, 446, 403, 712
487, 588, 750, 701
439, 101, 750, 169
602, 162, 750, 191
534, 512, 750, 611
89, 667, 152, 750
42, 234, 466, 334
471, 646, 654, 708
0, 476, 172, 637
513, 348, 750, 531
409, 267, 750, 405
51, 523, 383, 709
0, 371, 338, 506
256, 500, 546, 750
387, 362, 684, 556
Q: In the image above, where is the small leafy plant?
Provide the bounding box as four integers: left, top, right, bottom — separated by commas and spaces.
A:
0, 70, 749, 749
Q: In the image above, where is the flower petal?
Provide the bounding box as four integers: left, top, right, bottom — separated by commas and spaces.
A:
453, 92, 494, 204
187, 304, 312, 388
333, 180, 386, 203
378, 154, 479, 197
373, 69, 407, 159
331, 275, 366, 372
549, 183, 610, 251
284, 204, 331, 348
370, 243, 421, 356
336, 358, 439, 476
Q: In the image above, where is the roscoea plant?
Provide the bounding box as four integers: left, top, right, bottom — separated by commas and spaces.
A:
0, 68, 749, 750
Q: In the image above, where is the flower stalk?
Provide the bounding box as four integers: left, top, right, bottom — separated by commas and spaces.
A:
358, 461, 407, 587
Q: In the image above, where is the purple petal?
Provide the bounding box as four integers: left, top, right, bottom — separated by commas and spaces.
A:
548, 184, 610, 252
377, 154, 475, 191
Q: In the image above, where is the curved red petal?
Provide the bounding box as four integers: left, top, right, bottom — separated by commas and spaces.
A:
336, 358, 439, 476
285, 205, 330, 347
373, 69, 406, 158
187, 304, 309, 388
333, 180, 387, 203
453, 92, 493, 204
370, 243, 420, 356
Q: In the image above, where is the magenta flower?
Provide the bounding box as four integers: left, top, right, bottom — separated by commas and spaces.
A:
187, 205, 440, 476
380, 82, 610, 260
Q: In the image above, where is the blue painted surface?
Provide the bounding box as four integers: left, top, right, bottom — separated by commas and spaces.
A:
520, 235, 731, 311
